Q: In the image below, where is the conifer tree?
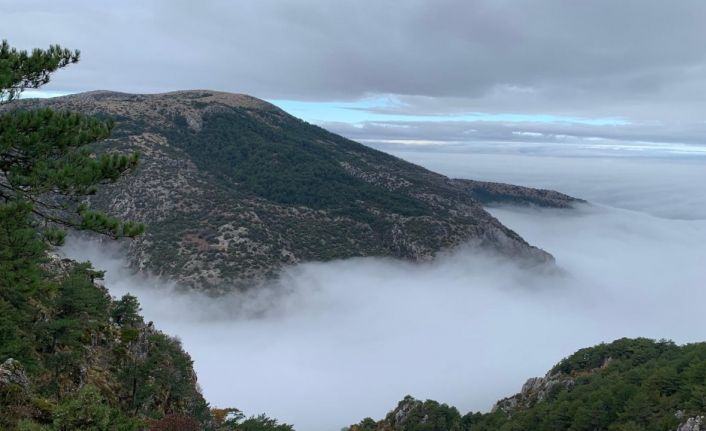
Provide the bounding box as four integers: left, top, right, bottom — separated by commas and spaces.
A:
0, 39, 143, 242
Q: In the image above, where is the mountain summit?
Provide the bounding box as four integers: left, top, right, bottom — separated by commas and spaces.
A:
11, 90, 571, 290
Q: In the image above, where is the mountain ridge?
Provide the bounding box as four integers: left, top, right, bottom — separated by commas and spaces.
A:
8, 90, 580, 291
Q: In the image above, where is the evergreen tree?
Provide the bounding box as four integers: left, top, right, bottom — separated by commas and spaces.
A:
0, 40, 148, 429
0, 39, 143, 241
111, 294, 143, 327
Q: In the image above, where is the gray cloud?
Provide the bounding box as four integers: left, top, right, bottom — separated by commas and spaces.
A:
4, 0, 706, 120
61, 152, 706, 431
324, 119, 706, 159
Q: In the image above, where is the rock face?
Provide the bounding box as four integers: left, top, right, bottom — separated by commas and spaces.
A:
676, 415, 706, 431
10, 90, 571, 291
491, 372, 575, 413
385, 396, 421, 427
0, 358, 30, 393
493, 355, 613, 414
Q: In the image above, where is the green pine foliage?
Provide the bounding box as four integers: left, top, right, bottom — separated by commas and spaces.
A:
232, 414, 295, 431
0, 39, 143, 241
162, 110, 431, 219
0, 201, 210, 429
0, 40, 79, 104
0, 41, 292, 431
350, 338, 706, 431
0, 39, 294, 431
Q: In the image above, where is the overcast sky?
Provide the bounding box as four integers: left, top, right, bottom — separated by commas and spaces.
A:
4, 0, 706, 151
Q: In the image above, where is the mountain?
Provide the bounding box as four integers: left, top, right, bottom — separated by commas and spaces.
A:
9, 91, 579, 290
348, 338, 706, 431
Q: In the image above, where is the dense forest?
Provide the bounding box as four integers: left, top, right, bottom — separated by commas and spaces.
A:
161, 109, 433, 223
0, 40, 293, 430
349, 338, 706, 431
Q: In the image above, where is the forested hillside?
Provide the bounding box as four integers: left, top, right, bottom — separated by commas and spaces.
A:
349, 338, 706, 431
0, 40, 292, 430
7, 89, 564, 291
0, 208, 293, 430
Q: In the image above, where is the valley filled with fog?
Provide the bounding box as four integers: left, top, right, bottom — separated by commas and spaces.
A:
63, 144, 706, 431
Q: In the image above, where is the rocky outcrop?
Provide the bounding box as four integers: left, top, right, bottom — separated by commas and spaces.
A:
386, 396, 421, 427
676, 413, 706, 431
0, 358, 30, 393
493, 356, 615, 414
492, 372, 575, 413
350, 395, 461, 431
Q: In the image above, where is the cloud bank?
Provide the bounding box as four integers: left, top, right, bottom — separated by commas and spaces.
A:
325, 118, 706, 158
5, 1, 706, 119
62, 150, 706, 431
382, 146, 706, 220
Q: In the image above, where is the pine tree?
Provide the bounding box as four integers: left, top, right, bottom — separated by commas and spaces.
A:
0, 38, 143, 422
0, 39, 143, 241
111, 294, 143, 327
0, 41, 226, 430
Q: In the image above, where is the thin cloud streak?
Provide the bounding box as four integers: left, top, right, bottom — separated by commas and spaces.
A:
324, 119, 706, 156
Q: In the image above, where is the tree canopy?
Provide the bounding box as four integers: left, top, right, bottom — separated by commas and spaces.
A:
0, 39, 142, 241
349, 338, 706, 431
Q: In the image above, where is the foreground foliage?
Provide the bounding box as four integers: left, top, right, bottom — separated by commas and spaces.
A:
349, 338, 706, 431
0, 40, 294, 430
0, 152, 209, 430
0, 40, 143, 241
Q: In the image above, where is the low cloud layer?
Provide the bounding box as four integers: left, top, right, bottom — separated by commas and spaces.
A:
62, 150, 706, 431
382, 146, 706, 220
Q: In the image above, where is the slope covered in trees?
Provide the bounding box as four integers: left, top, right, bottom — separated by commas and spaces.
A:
349, 338, 706, 431
0, 219, 293, 430
0, 40, 293, 430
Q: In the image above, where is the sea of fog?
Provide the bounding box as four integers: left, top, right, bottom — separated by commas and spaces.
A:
62, 144, 706, 431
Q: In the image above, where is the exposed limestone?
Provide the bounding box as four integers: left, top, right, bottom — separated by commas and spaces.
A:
492, 372, 575, 413
0, 359, 30, 393
676, 415, 706, 431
